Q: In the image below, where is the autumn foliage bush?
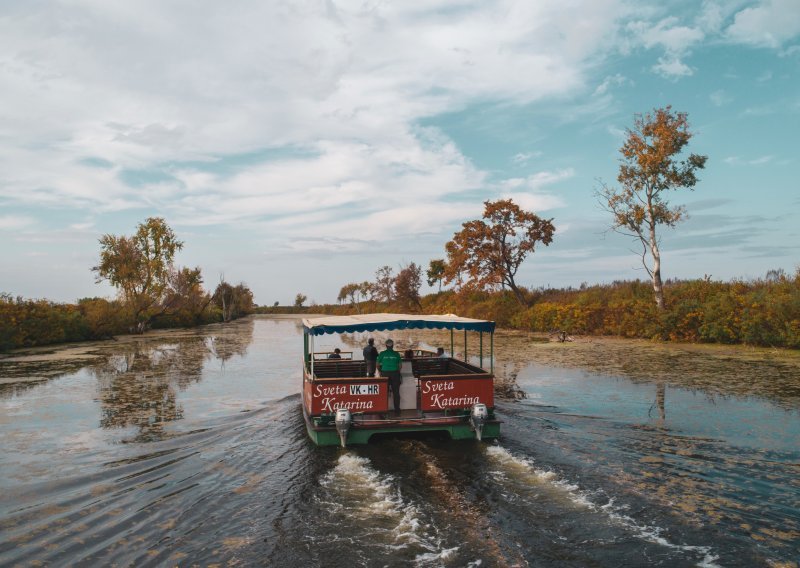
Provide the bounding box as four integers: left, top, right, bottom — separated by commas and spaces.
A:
324, 271, 800, 349
508, 275, 799, 347
515, 274, 799, 347
0, 290, 252, 352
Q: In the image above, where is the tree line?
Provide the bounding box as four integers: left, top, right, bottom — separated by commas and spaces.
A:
0, 217, 254, 352
302, 271, 800, 349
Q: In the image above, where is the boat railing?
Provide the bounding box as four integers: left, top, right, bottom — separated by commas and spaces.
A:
312, 351, 354, 361
412, 357, 488, 377
305, 356, 491, 381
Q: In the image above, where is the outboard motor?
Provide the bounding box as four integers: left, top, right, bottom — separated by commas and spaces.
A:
470, 403, 488, 441
334, 408, 352, 448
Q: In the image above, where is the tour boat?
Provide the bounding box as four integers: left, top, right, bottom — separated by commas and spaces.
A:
302, 313, 500, 447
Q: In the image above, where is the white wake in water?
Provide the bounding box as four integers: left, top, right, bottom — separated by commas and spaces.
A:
485, 445, 721, 568
316, 453, 456, 565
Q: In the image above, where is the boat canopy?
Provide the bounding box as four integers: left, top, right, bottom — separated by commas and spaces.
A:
302, 313, 495, 336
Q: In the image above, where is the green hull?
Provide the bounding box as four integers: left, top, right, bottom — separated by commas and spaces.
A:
304, 414, 501, 446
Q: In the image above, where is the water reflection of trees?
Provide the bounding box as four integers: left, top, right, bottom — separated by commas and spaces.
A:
648, 382, 666, 422
89, 320, 254, 442
205, 323, 253, 364
0, 359, 89, 398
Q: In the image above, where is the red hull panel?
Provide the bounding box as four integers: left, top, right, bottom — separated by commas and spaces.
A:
420, 377, 494, 411
305, 378, 389, 414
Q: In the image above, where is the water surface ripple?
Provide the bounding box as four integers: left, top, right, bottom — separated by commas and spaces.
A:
1, 317, 798, 566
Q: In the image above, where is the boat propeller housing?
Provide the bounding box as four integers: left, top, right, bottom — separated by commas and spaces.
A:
334, 408, 352, 448
470, 403, 488, 441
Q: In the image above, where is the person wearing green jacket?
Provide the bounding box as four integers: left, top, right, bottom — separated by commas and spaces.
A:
377, 339, 403, 413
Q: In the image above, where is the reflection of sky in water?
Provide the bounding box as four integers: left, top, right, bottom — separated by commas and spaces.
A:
178, 321, 301, 421
518, 363, 800, 453
0, 318, 303, 485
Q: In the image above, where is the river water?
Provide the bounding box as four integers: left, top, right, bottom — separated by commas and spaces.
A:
1, 316, 798, 567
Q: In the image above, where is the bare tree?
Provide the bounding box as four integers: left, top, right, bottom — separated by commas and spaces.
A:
597, 106, 707, 309
374, 266, 395, 303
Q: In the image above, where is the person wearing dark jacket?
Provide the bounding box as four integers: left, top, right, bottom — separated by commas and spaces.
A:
362, 338, 378, 377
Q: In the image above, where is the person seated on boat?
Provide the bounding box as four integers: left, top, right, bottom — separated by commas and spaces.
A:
362, 338, 378, 377
436, 347, 446, 358
403, 348, 414, 360
377, 339, 403, 413
328, 348, 342, 359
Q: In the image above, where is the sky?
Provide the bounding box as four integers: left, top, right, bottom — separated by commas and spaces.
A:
1, 0, 798, 306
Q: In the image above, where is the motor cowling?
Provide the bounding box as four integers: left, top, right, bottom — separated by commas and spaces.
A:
334, 408, 352, 448
470, 403, 488, 441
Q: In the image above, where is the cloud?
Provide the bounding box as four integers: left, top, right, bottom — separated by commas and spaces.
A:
607, 125, 626, 139
499, 192, 566, 212
511, 151, 543, 165
499, 169, 575, 190
740, 244, 800, 258
0, 0, 630, 238
723, 155, 774, 165
494, 169, 574, 211
280, 237, 375, 255
69, 222, 96, 231
757, 70, 773, 82
696, 1, 727, 34
652, 55, 694, 78
686, 198, 735, 211
496, 168, 575, 212
726, 0, 800, 48
0, 215, 36, 230
12, 228, 98, 244
167, 133, 488, 235
592, 73, 629, 96
626, 16, 704, 78
631, 17, 705, 52
709, 89, 732, 106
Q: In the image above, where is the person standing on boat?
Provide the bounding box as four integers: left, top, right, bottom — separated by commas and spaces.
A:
377, 339, 403, 413
363, 338, 378, 377
328, 348, 342, 359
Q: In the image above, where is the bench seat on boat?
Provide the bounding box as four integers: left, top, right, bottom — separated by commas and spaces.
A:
312, 360, 368, 378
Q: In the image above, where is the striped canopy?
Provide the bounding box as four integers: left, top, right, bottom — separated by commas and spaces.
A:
302, 313, 495, 336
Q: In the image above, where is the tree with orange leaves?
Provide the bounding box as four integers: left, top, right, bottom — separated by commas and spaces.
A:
444, 199, 555, 306
598, 106, 707, 310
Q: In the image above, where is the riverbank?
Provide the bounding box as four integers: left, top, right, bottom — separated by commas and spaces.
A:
4, 317, 798, 407
5, 271, 799, 353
